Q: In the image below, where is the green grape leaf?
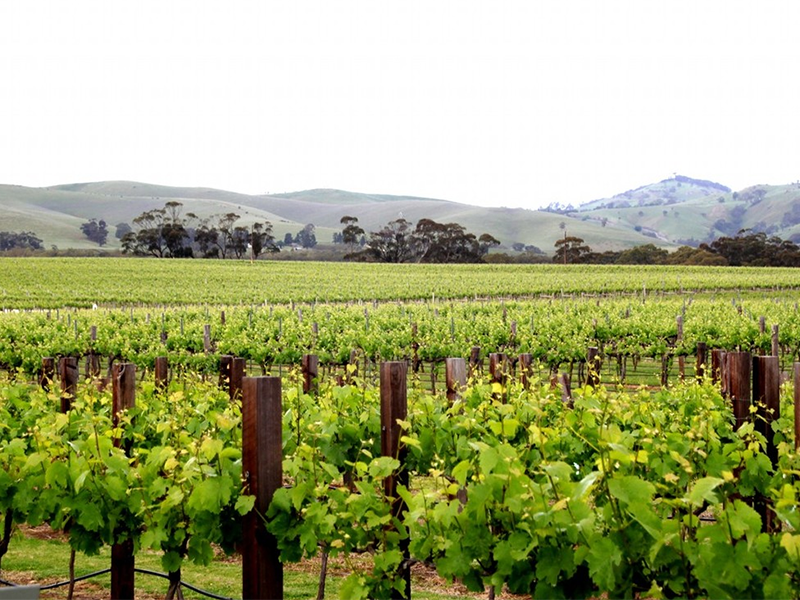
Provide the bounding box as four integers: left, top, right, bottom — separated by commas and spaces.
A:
235, 494, 256, 516
687, 476, 724, 507
587, 536, 622, 590
607, 475, 655, 505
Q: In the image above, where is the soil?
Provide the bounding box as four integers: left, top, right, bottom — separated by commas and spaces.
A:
6, 526, 530, 599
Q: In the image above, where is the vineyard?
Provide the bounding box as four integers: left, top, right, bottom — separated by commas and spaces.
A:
3, 260, 800, 599
3, 258, 800, 308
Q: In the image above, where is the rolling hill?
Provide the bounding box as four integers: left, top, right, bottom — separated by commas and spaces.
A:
573, 176, 800, 246
0, 175, 797, 254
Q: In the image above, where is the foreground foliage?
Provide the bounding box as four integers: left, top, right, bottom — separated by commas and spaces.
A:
1, 366, 800, 598
267, 374, 800, 599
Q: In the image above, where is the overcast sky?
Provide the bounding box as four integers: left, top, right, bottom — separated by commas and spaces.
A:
2, 1, 799, 210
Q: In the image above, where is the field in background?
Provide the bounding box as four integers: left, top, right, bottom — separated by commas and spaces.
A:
3, 258, 800, 308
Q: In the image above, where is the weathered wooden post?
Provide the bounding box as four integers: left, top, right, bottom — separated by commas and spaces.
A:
753, 355, 780, 532
518, 353, 533, 389
468, 346, 482, 378
445, 358, 467, 404
219, 355, 233, 389
230, 358, 245, 402
242, 376, 283, 600
111, 363, 135, 439
380, 361, 410, 600
111, 363, 135, 600
40, 357, 55, 392
489, 353, 508, 386
203, 324, 213, 354
59, 357, 78, 413
754, 356, 780, 464
302, 354, 319, 394
559, 372, 573, 407
154, 356, 169, 391
726, 351, 751, 430
695, 342, 707, 382
711, 349, 726, 389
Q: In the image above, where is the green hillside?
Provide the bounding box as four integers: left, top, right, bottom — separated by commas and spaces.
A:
0, 181, 669, 253
573, 176, 800, 246
0, 176, 797, 254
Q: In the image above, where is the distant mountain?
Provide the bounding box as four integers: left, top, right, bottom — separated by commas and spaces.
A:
577, 175, 731, 212
570, 175, 800, 246
0, 176, 797, 253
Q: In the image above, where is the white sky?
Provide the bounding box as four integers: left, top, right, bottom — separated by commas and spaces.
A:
2, 1, 799, 210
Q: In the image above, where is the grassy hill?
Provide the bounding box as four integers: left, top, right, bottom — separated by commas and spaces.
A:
1, 176, 797, 255
0, 181, 668, 254
572, 176, 800, 246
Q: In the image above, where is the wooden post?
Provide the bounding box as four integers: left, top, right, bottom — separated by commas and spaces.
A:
112, 363, 136, 444
302, 354, 319, 394
753, 355, 780, 532
660, 353, 670, 388
242, 377, 283, 600
726, 352, 751, 430
230, 358, 245, 402
445, 358, 467, 404
111, 363, 135, 600
468, 346, 482, 377
518, 353, 533, 389
154, 356, 169, 391
40, 357, 55, 392
59, 357, 78, 413
489, 353, 508, 386
754, 355, 780, 466
711, 349, 726, 389
695, 342, 707, 381
586, 347, 600, 388
559, 372, 573, 408
203, 324, 212, 354
86, 353, 101, 380
380, 362, 410, 600
219, 355, 233, 390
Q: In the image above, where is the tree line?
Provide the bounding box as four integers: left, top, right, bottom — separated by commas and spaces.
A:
550, 230, 800, 266
340, 216, 500, 263
5, 202, 800, 268
0, 231, 43, 252
118, 204, 500, 263
119, 202, 280, 259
